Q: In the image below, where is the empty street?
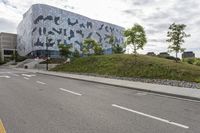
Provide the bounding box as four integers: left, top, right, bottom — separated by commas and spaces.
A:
0, 68, 200, 133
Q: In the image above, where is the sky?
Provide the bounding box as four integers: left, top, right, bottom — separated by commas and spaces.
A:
0, 0, 199, 57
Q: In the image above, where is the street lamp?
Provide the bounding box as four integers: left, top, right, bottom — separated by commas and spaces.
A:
46, 36, 49, 71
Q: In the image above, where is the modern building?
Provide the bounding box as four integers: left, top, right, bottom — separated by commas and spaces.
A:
146, 52, 156, 56
0, 32, 17, 61
182, 51, 195, 58
17, 4, 124, 58
158, 52, 170, 57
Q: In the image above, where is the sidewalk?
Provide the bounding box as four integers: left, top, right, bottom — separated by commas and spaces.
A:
15, 68, 200, 101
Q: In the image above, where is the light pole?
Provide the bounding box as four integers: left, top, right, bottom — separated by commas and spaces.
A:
46, 36, 49, 71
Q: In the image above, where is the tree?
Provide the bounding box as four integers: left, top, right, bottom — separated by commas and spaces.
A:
83, 38, 103, 55
108, 35, 125, 54
58, 44, 72, 58
73, 49, 80, 58
124, 24, 147, 63
112, 44, 125, 54
94, 44, 103, 55
167, 23, 190, 62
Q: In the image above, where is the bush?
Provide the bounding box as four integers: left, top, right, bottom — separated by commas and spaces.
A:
158, 55, 180, 61
112, 44, 125, 54
183, 58, 200, 66
165, 56, 180, 61
73, 49, 80, 58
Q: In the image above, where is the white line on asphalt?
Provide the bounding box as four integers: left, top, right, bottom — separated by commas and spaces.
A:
112, 104, 189, 129
135, 92, 147, 96
0, 72, 10, 73
10, 73, 19, 76
0, 76, 10, 78
150, 93, 200, 103
59, 88, 82, 96
0, 72, 20, 77
6, 72, 19, 76
36, 81, 46, 85
24, 77, 30, 80
22, 74, 36, 77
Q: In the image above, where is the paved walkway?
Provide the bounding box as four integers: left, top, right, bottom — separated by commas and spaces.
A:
15, 68, 200, 101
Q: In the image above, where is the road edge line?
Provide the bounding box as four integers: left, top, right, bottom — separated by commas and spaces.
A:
35, 71, 200, 102
0, 119, 6, 133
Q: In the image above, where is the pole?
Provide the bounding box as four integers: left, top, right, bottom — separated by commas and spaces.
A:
46, 36, 48, 71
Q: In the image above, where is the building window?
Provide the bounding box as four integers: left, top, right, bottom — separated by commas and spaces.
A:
4, 50, 13, 55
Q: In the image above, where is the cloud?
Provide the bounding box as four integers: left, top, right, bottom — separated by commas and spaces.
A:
148, 39, 166, 43
0, 18, 17, 32
0, 0, 199, 57
0, 0, 17, 8
132, 0, 156, 6
120, 0, 200, 57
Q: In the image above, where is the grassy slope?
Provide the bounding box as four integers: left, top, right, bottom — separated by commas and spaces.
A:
52, 54, 200, 83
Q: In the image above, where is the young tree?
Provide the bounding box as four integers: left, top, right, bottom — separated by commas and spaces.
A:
108, 35, 115, 45
108, 35, 125, 54
167, 23, 190, 62
58, 44, 72, 58
112, 44, 125, 54
83, 38, 103, 55
124, 24, 147, 63
73, 49, 80, 58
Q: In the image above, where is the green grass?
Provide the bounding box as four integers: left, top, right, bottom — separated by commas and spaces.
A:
52, 54, 200, 83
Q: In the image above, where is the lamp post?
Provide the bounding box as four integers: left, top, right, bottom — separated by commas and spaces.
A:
46, 36, 49, 71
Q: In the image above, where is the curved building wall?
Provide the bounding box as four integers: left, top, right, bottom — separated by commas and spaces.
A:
17, 4, 124, 57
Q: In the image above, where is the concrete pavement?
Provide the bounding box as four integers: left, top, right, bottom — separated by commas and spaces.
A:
15, 68, 200, 101
0, 68, 200, 133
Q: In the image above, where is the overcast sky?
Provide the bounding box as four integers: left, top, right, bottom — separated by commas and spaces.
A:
0, 0, 199, 57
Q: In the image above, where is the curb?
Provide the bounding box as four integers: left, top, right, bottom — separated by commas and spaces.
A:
37, 71, 200, 102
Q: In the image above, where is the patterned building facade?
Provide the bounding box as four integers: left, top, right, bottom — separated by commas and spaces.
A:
17, 4, 124, 57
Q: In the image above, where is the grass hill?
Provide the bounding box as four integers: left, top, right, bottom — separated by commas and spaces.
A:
52, 54, 200, 83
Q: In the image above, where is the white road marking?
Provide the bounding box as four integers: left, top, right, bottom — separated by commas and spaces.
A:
36, 81, 46, 85
10, 73, 19, 76
0, 72, 19, 76
24, 77, 30, 80
135, 92, 147, 96
22, 74, 36, 77
112, 104, 189, 129
0, 72, 10, 73
0, 76, 10, 78
59, 88, 82, 96
150, 93, 200, 103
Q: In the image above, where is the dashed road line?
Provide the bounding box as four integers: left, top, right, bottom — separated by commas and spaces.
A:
59, 88, 82, 96
36, 81, 46, 85
0, 119, 6, 133
0, 76, 10, 79
135, 92, 147, 96
0, 72, 10, 74
22, 74, 36, 77
8, 72, 19, 76
24, 77, 30, 80
0, 72, 19, 76
112, 104, 189, 129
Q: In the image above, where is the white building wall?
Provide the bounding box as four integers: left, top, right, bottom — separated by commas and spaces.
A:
17, 4, 124, 56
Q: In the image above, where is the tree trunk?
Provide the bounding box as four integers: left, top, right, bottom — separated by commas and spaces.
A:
134, 44, 137, 64
176, 52, 178, 63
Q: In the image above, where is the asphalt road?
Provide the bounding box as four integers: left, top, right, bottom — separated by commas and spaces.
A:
0, 68, 200, 133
